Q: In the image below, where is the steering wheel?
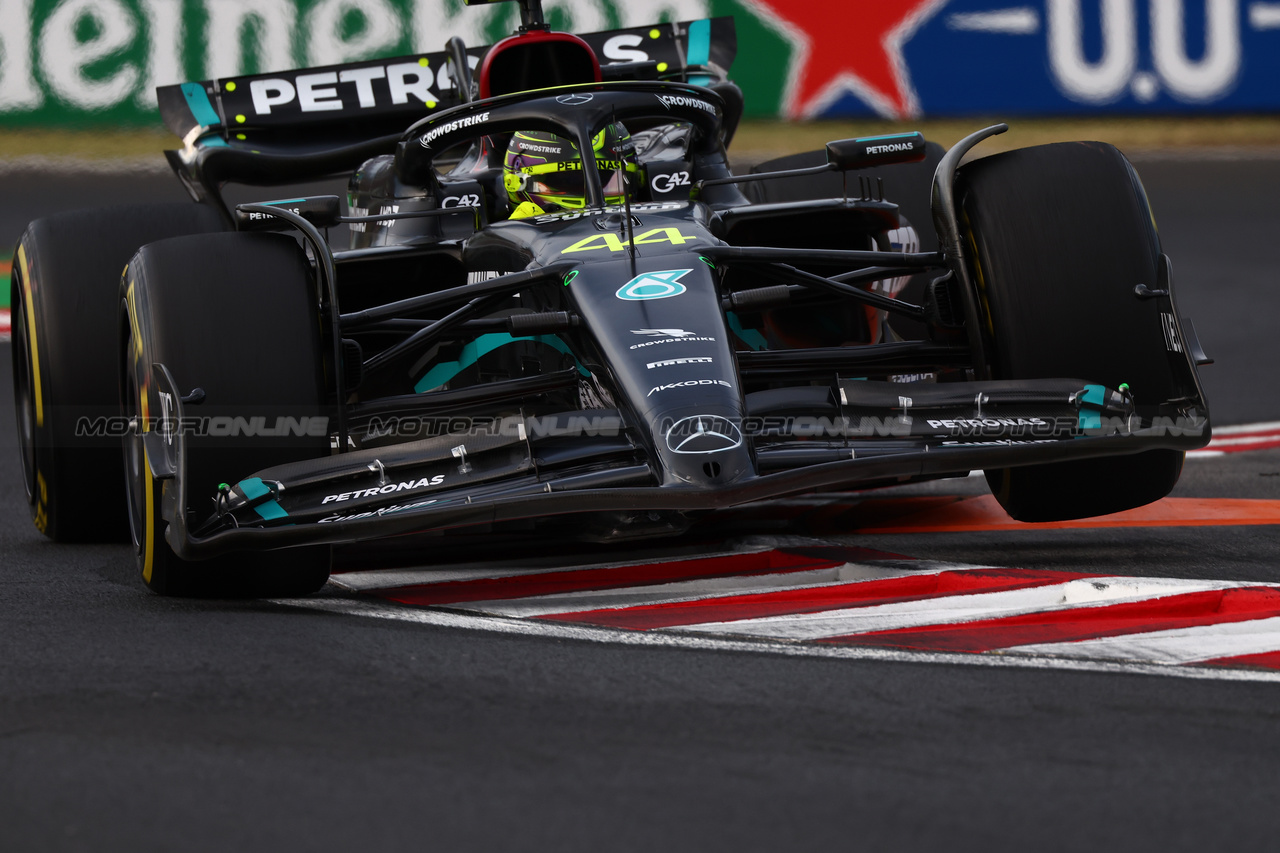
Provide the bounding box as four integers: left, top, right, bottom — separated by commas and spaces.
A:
395, 81, 725, 206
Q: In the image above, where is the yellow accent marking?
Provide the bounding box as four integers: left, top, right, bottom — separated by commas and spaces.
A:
225, 81, 236, 92
17, 245, 43, 427
560, 228, 698, 254
235, 114, 246, 123
426, 100, 437, 108
34, 471, 48, 533
509, 201, 546, 220
141, 457, 155, 583
561, 232, 629, 254
236, 133, 246, 140
633, 227, 696, 246
126, 281, 144, 361
657, 62, 669, 73
418, 57, 429, 67
649, 29, 660, 39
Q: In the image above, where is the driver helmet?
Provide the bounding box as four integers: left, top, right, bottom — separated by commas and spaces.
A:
503, 123, 638, 217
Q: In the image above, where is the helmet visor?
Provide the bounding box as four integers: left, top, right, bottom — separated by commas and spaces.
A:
518, 158, 639, 205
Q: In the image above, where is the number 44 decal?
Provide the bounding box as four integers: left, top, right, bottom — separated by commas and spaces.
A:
560, 227, 699, 254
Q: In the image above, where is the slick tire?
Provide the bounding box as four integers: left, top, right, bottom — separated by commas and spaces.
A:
12, 203, 226, 542
958, 141, 1184, 522
121, 232, 331, 597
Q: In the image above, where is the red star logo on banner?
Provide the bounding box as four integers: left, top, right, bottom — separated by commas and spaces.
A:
748, 0, 950, 119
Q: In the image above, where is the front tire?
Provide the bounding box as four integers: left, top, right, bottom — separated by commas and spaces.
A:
958, 142, 1185, 522
122, 232, 331, 597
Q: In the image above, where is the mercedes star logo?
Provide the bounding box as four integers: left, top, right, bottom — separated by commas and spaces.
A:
556, 93, 594, 105
666, 415, 744, 455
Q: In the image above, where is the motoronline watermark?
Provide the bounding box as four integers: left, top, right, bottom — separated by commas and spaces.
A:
75, 413, 1208, 441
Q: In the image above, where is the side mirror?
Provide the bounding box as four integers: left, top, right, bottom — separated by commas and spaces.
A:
826, 132, 927, 171
235, 196, 342, 231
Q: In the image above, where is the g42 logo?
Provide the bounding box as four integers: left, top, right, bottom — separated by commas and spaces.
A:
651, 171, 691, 194
1049, 0, 1242, 103
561, 228, 699, 254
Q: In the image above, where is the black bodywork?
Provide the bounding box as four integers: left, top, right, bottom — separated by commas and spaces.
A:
138, 16, 1211, 560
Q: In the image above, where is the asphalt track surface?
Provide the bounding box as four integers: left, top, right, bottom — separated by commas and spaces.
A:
2, 157, 1280, 851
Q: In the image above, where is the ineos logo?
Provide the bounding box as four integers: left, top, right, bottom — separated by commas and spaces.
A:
556, 93, 594, 105
650, 171, 691, 194
442, 194, 480, 208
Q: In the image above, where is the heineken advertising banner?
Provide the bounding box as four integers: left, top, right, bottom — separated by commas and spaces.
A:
0, 0, 1277, 127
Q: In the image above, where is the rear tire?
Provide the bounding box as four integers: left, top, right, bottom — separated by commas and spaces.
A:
958, 142, 1184, 522
122, 232, 331, 597
12, 203, 226, 541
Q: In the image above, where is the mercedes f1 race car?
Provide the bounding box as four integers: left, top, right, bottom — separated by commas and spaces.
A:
11, 0, 1212, 596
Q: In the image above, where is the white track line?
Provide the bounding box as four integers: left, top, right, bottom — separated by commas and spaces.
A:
460, 560, 976, 617
269, 595, 1280, 684
1006, 616, 1280, 664
1211, 421, 1280, 435
669, 577, 1246, 641
331, 548, 768, 592
1205, 435, 1280, 447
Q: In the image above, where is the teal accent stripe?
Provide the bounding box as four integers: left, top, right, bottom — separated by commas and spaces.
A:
687, 19, 711, 66
1081, 384, 1107, 407
180, 82, 228, 148
181, 82, 221, 127
1078, 384, 1107, 431
254, 500, 288, 521
414, 333, 588, 394
860, 132, 922, 141
687, 18, 712, 85
237, 477, 288, 521
238, 477, 269, 500
726, 312, 767, 351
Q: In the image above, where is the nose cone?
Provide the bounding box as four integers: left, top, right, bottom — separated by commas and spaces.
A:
564, 256, 756, 488
659, 412, 752, 487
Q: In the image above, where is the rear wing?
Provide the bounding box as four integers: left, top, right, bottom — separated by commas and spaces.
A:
158, 16, 736, 186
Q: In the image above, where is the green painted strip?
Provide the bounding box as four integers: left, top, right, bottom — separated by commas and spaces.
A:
0, 256, 11, 309
414, 333, 588, 394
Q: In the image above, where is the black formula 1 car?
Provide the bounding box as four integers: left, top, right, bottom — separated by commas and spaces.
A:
11, 0, 1212, 596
